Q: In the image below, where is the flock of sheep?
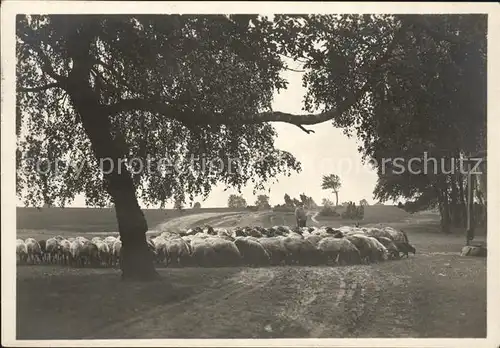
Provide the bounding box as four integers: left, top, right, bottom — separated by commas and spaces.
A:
16, 224, 416, 268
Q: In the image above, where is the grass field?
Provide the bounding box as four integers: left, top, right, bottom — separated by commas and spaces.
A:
15, 205, 487, 339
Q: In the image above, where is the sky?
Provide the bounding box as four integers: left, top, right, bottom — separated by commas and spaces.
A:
16, 59, 380, 209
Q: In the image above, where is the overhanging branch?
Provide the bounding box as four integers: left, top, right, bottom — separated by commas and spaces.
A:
104, 23, 406, 132
18, 31, 67, 84
18, 83, 60, 93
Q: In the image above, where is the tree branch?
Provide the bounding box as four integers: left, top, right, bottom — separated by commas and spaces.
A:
296, 124, 315, 134
285, 67, 306, 73
104, 24, 406, 132
18, 31, 67, 84
18, 83, 60, 93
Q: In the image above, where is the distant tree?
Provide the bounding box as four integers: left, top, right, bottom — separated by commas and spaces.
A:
375, 201, 384, 206
292, 198, 302, 207
255, 195, 271, 209
174, 198, 184, 211
342, 201, 349, 207
192, 202, 201, 210
321, 174, 341, 206
284, 193, 294, 207
228, 194, 247, 209
359, 199, 368, 206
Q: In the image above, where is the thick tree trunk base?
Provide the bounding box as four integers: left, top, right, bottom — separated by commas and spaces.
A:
120, 243, 161, 282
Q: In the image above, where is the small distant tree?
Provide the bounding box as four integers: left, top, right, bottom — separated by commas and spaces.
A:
321, 174, 341, 206
174, 198, 184, 211
284, 193, 294, 207
359, 199, 369, 206
228, 194, 247, 209
255, 194, 271, 210
192, 202, 201, 210
299, 193, 317, 209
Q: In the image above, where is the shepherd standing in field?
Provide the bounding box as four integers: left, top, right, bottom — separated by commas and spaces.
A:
295, 203, 307, 228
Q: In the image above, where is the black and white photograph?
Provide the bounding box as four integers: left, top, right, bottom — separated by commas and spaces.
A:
2, 1, 499, 347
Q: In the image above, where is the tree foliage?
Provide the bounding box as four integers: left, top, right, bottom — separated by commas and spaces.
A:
16, 14, 302, 209
255, 194, 271, 209
227, 194, 247, 209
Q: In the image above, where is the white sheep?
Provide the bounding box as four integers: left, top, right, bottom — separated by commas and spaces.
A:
16, 239, 28, 264
24, 238, 43, 264
45, 238, 62, 264
112, 240, 122, 267
205, 237, 242, 267
317, 237, 361, 265
234, 237, 270, 267
257, 237, 288, 266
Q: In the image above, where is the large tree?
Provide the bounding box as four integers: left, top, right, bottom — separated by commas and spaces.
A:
17, 13, 478, 279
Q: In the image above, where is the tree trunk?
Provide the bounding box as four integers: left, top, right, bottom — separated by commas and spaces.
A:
65, 23, 159, 281
458, 172, 467, 227
335, 192, 339, 207
449, 174, 460, 227
435, 183, 451, 234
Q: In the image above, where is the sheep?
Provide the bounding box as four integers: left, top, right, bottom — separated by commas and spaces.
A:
233, 228, 247, 237
160, 231, 179, 240
146, 238, 157, 260
365, 236, 389, 262
38, 239, 47, 262
58, 239, 72, 265
16, 239, 28, 264
257, 238, 288, 266
282, 237, 323, 266
76, 236, 89, 244
246, 228, 263, 238
79, 241, 99, 267
112, 240, 122, 267
234, 237, 271, 267
45, 238, 62, 264
190, 239, 217, 267
95, 241, 112, 267
381, 227, 416, 257
345, 234, 379, 264
24, 238, 43, 264
317, 237, 361, 265
153, 237, 169, 266
204, 225, 216, 235
91, 237, 102, 244
374, 236, 400, 260
69, 239, 84, 267
305, 235, 324, 248
165, 238, 191, 267
364, 227, 394, 241
215, 228, 231, 238
104, 236, 117, 252
205, 238, 242, 267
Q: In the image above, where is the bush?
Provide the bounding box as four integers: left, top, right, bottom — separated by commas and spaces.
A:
245, 205, 259, 212
341, 201, 364, 220
318, 205, 341, 217
273, 204, 295, 212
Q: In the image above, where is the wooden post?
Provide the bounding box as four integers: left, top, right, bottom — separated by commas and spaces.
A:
466, 157, 475, 245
